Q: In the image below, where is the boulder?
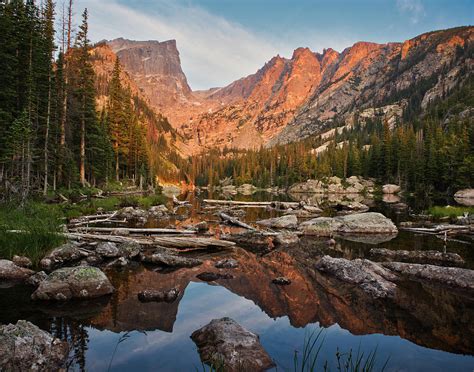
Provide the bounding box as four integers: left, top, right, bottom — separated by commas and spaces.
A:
382, 184, 401, 194
12, 255, 32, 268
0, 320, 68, 371
315, 256, 398, 298
300, 217, 341, 236
118, 241, 141, 259
141, 251, 202, 268
26, 271, 48, 287
138, 288, 180, 303
148, 204, 169, 218
96, 242, 120, 258
191, 318, 275, 372
333, 201, 370, 215
336, 213, 398, 235
369, 249, 465, 267
237, 184, 257, 195
215, 258, 239, 269
0, 260, 35, 281
31, 266, 114, 301
273, 232, 300, 246
454, 189, 474, 206
117, 207, 148, 224
197, 272, 233, 282
256, 214, 298, 229
288, 179, 324, 194
383, 262, 474, 291
40, 242, 87, 271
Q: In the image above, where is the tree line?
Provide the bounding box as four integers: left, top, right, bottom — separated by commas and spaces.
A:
189, 76, 473, 194
0, 0, 182, 202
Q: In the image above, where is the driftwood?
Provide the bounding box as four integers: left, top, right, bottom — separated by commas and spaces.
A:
401, 225, 472, 235
219, 213, 255, 230
71, 227, 196, 235
70, 211, 120, 227
65, 233, 235, 250
173, 195, 190, 206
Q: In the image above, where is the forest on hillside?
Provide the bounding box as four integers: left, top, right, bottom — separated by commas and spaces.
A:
189, 75, 474, 194
0, 0, 183, 203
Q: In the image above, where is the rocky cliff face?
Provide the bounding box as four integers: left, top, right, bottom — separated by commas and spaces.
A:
105, 27, 473, 154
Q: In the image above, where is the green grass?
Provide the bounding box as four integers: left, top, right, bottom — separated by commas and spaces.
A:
427, 206, 474, 219
0, 192, 169, 262
0, 202, 66, 264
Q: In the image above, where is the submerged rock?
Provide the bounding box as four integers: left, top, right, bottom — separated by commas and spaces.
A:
215, 258, 239, 269
315, 256, 398, 299
197, 272, 234, 282
300, 212, 397, 236
0, 260, 35, 281
138, 288, 180, 303
0, 320, 69, 371
256, 214, 298, 229
383, 262, 474, 291
191, 317, 275, 372
31, 266, 114, 301
370, 249, 465, 267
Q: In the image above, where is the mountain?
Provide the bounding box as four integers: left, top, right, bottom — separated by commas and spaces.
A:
90, 43, 185, 182
106, 27, 473, 155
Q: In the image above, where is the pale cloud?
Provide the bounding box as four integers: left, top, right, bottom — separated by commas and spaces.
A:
74, 0, 283, 90
396, 0, 426, 24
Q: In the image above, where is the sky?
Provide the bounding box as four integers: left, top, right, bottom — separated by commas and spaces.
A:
73, 0, 473, 90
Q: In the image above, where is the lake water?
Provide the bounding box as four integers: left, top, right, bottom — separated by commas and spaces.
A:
0, 192, 473, 371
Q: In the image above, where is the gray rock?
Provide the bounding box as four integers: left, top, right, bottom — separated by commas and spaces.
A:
26, 271, 48, 287
40, 242, 86, 271
215, 258, 239, 269
107, 257, 129, 268
256, 214, 298, 229
301, 213, 397, 236
12, 255, 32, 268
138, 288, 180, 303
382, 184, 401, 194
31, 266, 114, 301
118, 241, 141, 258
383, 262, 474, 291
0, 320, 68, 371
315, 256, 398, 298
149, 205, 169, 218
191, 318, 275, 372
0, 260, 35, 281
96, 242, 120, 258
454, 189, 474, 206
273, 232, 300, 246
142, 252, 202, 268
195, 221, 209, 232
370, 249, 465, 267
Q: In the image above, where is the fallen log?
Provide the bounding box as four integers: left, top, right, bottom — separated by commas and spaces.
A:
65, 232, 154, 245
70, 211, 120, 227
152, 236, 236, 249
219, 213, 255, 230
71, 227, 196, 235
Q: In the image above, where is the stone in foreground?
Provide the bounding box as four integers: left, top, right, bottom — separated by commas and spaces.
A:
141, 251, 202, 268
383, 262, 474, 291
191, 317, 275, 372
370, 248, 465, 267
315, 256, 398, 298
0, 320, 68, 371
0, 259, 35, 281
31, 266, 114, 301
256, 214, 298, 229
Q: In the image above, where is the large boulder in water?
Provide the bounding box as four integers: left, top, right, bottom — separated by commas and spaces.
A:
31, 266, 114, 301
256, 214, 298, 229
40, 242, 87, 271
383, 262, 474, 291
315, 256, 398, 299
0, 320, 68, 371
0, 260, 35, 282
191, 317, 275, 372
300, 212, 397, 236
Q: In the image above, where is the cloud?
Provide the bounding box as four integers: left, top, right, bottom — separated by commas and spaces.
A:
396, 0, 426, 24
74, 0, 282, 90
